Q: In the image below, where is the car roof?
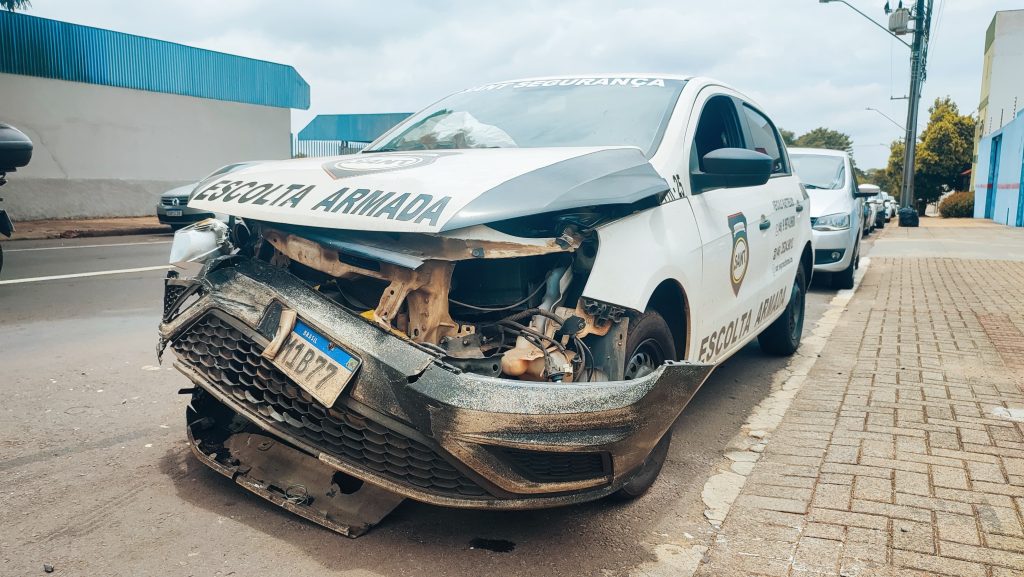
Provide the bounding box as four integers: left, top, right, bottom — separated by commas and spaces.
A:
787, 147, 849, 158
496, 73, 694, 83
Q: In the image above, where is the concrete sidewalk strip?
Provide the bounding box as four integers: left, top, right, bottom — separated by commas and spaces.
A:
6, 216, 171, 240
696, 226, 1024, 576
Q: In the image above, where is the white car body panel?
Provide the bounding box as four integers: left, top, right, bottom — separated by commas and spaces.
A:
192, 74, 812, 367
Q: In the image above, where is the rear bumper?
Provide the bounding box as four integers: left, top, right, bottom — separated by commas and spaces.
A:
159, 257, 713, 509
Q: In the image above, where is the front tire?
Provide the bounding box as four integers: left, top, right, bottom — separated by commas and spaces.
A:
758, 263, 807, 356
610, 311, 676, 501
831, 242, 858, 290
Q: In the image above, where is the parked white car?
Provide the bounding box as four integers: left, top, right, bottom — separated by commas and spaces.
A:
790, 148, 872, 289
161, 75, 814, 534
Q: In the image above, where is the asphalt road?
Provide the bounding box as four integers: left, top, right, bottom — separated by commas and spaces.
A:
0, 232, 854, 577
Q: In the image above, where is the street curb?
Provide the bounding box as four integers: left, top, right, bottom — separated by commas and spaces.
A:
9, 225, 171, 241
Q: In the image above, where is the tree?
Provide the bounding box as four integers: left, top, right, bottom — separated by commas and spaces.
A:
863, 167, 887, 186
913, 97, 976, 203
792, 127, 853, 155
1, 0, 31, 10
884, 139, 905, 197
779, 128, 796, 147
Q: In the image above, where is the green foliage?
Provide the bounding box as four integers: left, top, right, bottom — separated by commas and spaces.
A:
884, 139, 905, 198
938, 191, 975, 218
792, 127, 853, 155
779, 128, 796, 146
914, 97, 976, 204
863, 167, 886, 187
1, 0, 31, 10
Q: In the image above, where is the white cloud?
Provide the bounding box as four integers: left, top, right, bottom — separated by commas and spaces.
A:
26, 0, 1021, 168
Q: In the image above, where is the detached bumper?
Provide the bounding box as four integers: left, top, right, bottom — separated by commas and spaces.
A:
160, 257, 714, 510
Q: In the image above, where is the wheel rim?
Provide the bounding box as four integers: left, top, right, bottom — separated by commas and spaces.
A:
624, 338, 665, 380
787, 277, 805, 342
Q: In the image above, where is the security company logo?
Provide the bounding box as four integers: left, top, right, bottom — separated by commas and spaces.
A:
728, 212, 749, 295
321, 152, 456, 180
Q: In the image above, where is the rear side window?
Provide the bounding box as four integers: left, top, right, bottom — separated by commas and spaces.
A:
741, 104, 786, 174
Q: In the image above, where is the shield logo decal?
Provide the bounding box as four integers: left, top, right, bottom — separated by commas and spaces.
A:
728, 212, 749, 295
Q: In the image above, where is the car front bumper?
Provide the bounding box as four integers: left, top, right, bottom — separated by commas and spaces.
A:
156, 203, 215, 225
811, 228, 855, 272
159, 257, 714, 514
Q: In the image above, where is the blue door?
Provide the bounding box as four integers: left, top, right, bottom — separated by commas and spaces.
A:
985, 135, 1001, 219
1017, 145, 1024, 227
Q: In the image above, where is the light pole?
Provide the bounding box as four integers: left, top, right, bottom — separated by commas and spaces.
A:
865, 107, 906, 132
821, 0, 932, 216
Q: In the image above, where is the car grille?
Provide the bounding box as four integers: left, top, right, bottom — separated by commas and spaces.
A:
161, 196, 188, 206
163, 284, 188, 317
172, 314, 488, 498
499, 448, 610, 483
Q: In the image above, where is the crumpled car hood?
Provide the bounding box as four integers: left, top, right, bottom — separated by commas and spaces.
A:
187, 147, 668, 233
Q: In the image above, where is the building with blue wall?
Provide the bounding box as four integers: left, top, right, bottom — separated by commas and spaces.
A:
293, 113, 411, 157
0, 10, 310, 219
974, 112, 1024, 226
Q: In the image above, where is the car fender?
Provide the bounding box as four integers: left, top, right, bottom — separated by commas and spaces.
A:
580, 199, 703, 358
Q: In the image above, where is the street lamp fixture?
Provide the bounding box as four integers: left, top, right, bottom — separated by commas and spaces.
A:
865, 107, 906, 132
822, 0, 932, 217
818, 0, 912, 49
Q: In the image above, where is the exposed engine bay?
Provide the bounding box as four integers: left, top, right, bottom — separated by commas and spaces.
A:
227, 211, 634, 385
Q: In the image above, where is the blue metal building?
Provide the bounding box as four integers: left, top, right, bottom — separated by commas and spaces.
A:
0, 11, 310, 220
294, 113, 411, 157
974, 112, 1024, 226
0, 10, 309, 109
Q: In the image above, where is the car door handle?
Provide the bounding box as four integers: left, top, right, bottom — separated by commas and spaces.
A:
759, 218, 771, 230
796, 203, 804, 212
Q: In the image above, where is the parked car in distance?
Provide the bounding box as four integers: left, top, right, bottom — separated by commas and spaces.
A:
157, 162, 261, 229
859, 184, 886, 229
790, 147, 874, 289
159, 74, 815, 535
882, 192, 897, 222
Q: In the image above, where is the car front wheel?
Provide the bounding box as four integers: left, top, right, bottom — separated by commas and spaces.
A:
610, 311, 676, 501
758, 263, 807, 355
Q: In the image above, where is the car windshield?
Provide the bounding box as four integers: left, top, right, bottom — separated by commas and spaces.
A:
790, 154, 846, 190
366, 77, 686, 157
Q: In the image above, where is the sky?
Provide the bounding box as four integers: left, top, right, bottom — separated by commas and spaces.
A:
24, 0, 1022, 169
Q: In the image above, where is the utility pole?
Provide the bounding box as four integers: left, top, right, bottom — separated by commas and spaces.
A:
899, 0, 933, 211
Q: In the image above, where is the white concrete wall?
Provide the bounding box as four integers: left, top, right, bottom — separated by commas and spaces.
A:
0, 72, 293, 220
984, 11, 1024, 135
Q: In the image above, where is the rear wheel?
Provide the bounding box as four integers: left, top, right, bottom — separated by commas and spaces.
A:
610, 312, 676, 501
758, 263, 807, 356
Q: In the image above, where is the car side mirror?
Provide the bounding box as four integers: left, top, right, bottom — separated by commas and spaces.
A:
855, 184, 880, 198
0, 123, 33, 174
692, 148, 772, 194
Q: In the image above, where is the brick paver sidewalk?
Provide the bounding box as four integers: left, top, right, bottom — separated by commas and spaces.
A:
696, 241, 1024, 575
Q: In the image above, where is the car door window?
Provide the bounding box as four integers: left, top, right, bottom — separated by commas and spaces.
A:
741, 104, 786, 174
691, 95, 744, 175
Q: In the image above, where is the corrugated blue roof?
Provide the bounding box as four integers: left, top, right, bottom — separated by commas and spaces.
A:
298, 113, 412, 143
0, 11, 309, 109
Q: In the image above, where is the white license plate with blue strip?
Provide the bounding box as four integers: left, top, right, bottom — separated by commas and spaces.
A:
270, 319, 360, 407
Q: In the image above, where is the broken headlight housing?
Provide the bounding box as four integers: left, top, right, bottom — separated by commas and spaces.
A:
169, 218, 232, 269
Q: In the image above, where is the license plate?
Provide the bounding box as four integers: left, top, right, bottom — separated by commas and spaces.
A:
269, 319, 360, 407
166, 210, 183, 217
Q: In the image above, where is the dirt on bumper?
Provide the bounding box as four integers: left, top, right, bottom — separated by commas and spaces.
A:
160, 257, 714, 522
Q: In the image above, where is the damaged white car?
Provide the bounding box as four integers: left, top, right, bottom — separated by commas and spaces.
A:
159, 75, 813, 536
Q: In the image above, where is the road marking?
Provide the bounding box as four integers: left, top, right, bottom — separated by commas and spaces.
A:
0, 265, 170, 285
4, 240, 172, 252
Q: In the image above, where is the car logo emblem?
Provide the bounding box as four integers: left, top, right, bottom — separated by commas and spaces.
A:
321, 151, 458, 180
728, 213, 749, 295
170, 198, 179, 206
